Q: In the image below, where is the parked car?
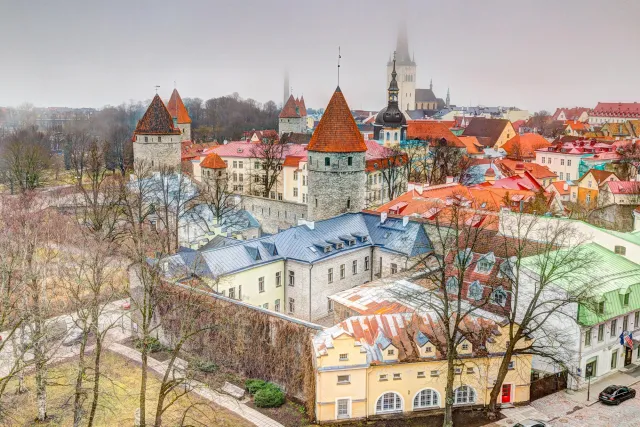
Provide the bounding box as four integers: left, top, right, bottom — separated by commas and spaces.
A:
599, 385, 636, 405
513, 420, 550, 427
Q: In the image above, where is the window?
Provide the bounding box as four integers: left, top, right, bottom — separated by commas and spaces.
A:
339, 353, 349, 361
468, 280, 483, 301
365, 256, 370, 271
566, 173, 570, 181
379, 374, 388, 381
289, 270, 295, 286
352, 260, 358, 275
611, 350, 618, 369
417, 371, 426, 378
615, 246, 627, 255
270, 191, 275, 199
274, 299, 280, 312
413, 389, 439, 409
375, 392, 402, 413
302, 175, 306, 186
293, 187, 298, 197
635, 312, 640, 328
157, 136, 161, 142
262, 303, 269, 309
508, 360, 515, 370
238, 161, 243, 169
275, 271, 281, 287
454, 367, 462, 374
454, 386, 476, 405
232, 161, 237, 168
328, 268, 333, 283
568, 159, 572, 166
328, 299, 334, 312
302, 193, 306, 203
541, 157, 545, 164
144, 136, 148, 142
228, 287, 235, 299
337, 375, 350, 384
325, 157, 330, 166
466, 367, 474, 374
254, 161, 260, 169
387, 349, 395, 356
561, 159, 565, 166
425, 346, 432, 352
461, 343, 469, 351
588, 180, 593, 188
393, 373, 401, 380
430, 370, 439, 377
624, 315, 629, 331
337, 398, 350, 419
598, 324, 604, 342
446, 277, 459, 294
491, 288, 507, 306
340, 264, 345, 279
598, 301, 605, 314
278, 193, 283, 201
391, 263, 398, 274
611, 319, 617, 337
288, 298, 295, 313
258, 277, 265, 293
585, 328, 592, 346
238, 285, 242, 299
293, 171, 298, 181
559, 172, 563, 180
348, 157, 352, 166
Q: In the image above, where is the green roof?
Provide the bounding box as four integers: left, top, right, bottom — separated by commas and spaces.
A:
521, 243, 640, 326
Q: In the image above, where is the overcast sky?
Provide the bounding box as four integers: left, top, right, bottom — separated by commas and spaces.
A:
1, 0, 639, 112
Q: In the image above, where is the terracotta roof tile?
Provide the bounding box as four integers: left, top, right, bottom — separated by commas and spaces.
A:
134, 94, 181, 135
496, 158, 557, 180
279, 95, 301, 119
296, 96, 307, 116
282, 156, 304, 168
592, 102, 640, 117
407, 121, 465, 148
502, 133, 551, 160
307, 87, 367, 153
458, 136, 484, 155
200, 152, 227, 169
550, 181, 571, 195
606, 181, 640, 194
166, 89, 192, 124
578, 169, 618, 184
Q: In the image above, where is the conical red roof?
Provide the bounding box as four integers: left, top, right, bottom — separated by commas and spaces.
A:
279, 95, 301, 118
307, 87, 367, 153
201, 152, 227, 169
134, 95, 181, 135
296, 96, 307, 116
166, 89, 192, 124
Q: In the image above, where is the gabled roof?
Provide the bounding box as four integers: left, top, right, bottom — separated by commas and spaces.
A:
462, 118, 513, 147
279, 95, 301, 119
296, 96, 307, 117
578, 169, 618, 185
307, 87, 367, 153
501, 133, 551, 160
458, 136, 485, 155
552, 107, 590, 121
605, 181, 640, 195
200, 152, 227, 169
415, 88, 437, 103
407, 121, 465, 148
166, 89, 192, 124
549, 181, 571, 196
496, 158, 557, 180
592, 102, 640, 117
134, 94, 181, 135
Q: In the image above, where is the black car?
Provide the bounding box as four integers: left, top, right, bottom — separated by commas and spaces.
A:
599, 385, 636, 405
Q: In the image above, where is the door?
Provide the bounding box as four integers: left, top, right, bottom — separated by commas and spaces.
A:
501, 384, 512, 403
625, 347, 633, 367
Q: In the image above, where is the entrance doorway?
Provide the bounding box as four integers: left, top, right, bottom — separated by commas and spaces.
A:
501, 384, 512, 404
625, 347, 633, 366
586, 360, 597, 378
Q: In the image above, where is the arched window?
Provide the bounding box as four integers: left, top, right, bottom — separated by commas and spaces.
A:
446, 277, 459, 294
375, 392, 402, 413
386, 132, 390, 140
454, 386, 476, 405
413, 389, 439, 409
491, 287, 507, 307
468, 280, 483, 301
394, 132, 398, 141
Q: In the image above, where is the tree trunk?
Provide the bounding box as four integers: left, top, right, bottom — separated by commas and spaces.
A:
72, 333, 88, 427
87, 329, 103, 427
443, 347, 456, 427
139, 347, 148, 427
487, 342, 517, 416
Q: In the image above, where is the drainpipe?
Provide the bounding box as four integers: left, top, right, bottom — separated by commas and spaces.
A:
370, 247, 374, 282
308, 264, 314, 322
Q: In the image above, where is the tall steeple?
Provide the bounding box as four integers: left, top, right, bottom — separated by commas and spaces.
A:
394, 23, 414, 65
446, 88, 451, 107
283, 70, 290, 107
430, 79, 433, 91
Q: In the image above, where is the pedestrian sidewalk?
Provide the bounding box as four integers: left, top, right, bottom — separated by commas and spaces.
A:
109, 342, 284, 427
564, 364, 640, 405
493, 405, 550, 426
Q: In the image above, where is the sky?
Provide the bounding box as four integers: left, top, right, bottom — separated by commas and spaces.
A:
1, 0, 639, 113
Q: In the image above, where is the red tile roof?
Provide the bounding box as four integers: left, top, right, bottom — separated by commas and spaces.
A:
496, 158, 557, 180
364, 140, 408, 172
604, 181, 640, 195
564, 120, 588, 131
134, 94, 181, 135
279, 95, 301, 119
181, 141, 219, 161
552, 107, 590, 121
282, 155, 304, 168
200, 152, 227, 169
477, 171, 543, 191
550, 181, 571, 196
295, 96, 307, 117
166, 89, 192, 124
407, 121, 465, 148
511, 120, 526, 132
592, 102, 640, 118
212, 140, 308, 159
501, 133, 551, 160
307, 87, 367, 153
458, 136, 484, 155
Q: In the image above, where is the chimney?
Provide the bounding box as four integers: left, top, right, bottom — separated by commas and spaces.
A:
514, 163, 526, 177
403, 216, 409, 227
563, 183, 569, 191
381, 212, 388, 224
446, 176, 455, 184
297, 219, 315, 230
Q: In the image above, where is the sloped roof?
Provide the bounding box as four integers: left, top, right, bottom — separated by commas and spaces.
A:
200, 152, 227, 169
166, 89, 192, 124
552, 107, 590, 121
496, 158, 557, 180
407, 121, 465, 147
307, 87, 367, 153
550, 181, 571, 196
416, 88, 437, 103
279, 95, 301, 119
134, 94, 181, 135
605, 181, 640, 195
592, 102, 640, 118
578, 169, 618, 185
458, 136, 484, 155
462, 118, 512, 147
501, 133, 551, 160
296, 96, 307, 116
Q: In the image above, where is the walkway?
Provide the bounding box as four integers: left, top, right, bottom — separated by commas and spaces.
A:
109, 342, 284, 427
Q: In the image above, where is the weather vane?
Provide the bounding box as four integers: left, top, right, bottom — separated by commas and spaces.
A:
337, 46, 342, 86
154, 85, 160, 94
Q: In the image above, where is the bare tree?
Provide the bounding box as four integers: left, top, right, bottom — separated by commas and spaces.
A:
248, 138, 286, 198
0, 126, 51, 193
378, 148, 409, 203
66, 126, 95, 184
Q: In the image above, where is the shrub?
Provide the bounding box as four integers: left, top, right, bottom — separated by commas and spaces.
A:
254, 383, 285, 408
134, 336, 163, 353
245, 379, 268, 395
192, 359, 218, 373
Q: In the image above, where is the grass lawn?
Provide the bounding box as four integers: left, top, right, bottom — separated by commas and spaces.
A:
0, 351, 253, 427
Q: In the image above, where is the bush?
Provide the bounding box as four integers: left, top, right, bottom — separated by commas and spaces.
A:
254, 383, 285, 408
192, 359, 218, 373
245, 379, 268, 395
134, 336, 163, 353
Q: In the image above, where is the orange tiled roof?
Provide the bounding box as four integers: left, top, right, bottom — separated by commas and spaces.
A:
279, 95, 301, 119
307, 87, 367, 153
296, 96, 307, 117
134, 94, 181, 135
502, 133, 551, 160
407, 121, 465, 148
282, 155, 304, 168
200, 152, 227, 169
564, 120, 587, 131
496, 158, 557, 180
550, 181, 571, 196
578, 169, 618, 185
458, 136, 484, 155
166, 89, 192, 124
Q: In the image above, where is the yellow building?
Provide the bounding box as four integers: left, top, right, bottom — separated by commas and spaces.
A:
576, 169, 618, 208
313, 313, 532, 423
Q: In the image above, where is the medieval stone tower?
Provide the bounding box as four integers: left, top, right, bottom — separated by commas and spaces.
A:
166, 88, 192, 142
133, 94, 182, 170
387, 25, 416, 112
307, 87, 367, 221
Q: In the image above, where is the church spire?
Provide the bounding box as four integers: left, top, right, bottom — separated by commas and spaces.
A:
446, 87, 451, 107
394, 22, 414, 65
430, 78, 433, 91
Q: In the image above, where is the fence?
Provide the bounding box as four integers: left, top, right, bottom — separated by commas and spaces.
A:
530, 370, 568, 401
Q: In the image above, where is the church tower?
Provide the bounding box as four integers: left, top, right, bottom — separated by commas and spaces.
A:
374, 56, 407, 147
307, 87, 367, 221
133, 94, 182, 170
166, 89, 192, 142
387, 25, 416, 112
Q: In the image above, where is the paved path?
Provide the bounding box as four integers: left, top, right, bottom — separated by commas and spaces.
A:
109, 342, 284, 427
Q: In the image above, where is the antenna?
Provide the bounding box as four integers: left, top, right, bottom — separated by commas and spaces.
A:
174, 80, 176, 89
337, 46, 342, 86
154, 85, 160, 94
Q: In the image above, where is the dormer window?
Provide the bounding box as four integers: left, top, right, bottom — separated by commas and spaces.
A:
461, 343, 469, 351
491, 287, 507, 307
339, 353, 349, 361
467, 280, 483, 301
446, 277, 459, 294
324, 246, 331, 253
387, 349, 395, 356
597, 300, 605, 314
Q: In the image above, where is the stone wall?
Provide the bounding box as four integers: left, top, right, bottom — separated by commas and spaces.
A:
133, 134, 181, 170
307, 152, 366, 221
240, 194, 308, 234
278, 117, 305, 136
